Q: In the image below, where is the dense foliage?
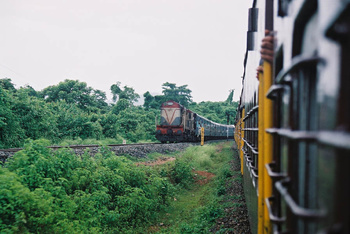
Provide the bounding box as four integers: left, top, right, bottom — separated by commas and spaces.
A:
143, 82, 193, 109
0, 136, 236, 232
0, 78, 237, 148
0, 79, 158, 148
40, 79, 108, 111
0, 140, 176, 233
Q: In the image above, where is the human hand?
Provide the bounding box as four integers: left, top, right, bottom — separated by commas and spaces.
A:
260, 30, 274, 63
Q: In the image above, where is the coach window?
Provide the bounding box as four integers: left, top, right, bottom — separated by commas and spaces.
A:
326, 5, 350, 231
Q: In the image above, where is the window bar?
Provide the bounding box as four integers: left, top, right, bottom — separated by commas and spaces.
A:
266, 128, 317, 141
265, 162, 287, 180
267, 129, 350, 150
243, 105, 259, 122
249, 161, 258, 170
275, 55, 325, 84
265, 197, 286, 223
317, 131, 350, 151
266, 84, 285, 100
275, 178, 327, 220
242, 138, 258, 155
243, 148, 258, 178
243, 128, 259, 131
251, 167, 259, 178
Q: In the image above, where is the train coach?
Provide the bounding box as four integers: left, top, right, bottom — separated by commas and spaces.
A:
235, 0, 350, 233
155, 101, 234, 143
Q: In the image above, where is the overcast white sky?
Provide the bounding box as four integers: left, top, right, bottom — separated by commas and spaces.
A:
0, 0, 252, 103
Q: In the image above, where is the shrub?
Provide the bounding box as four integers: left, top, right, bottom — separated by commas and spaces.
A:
169, 157, 193, 188
1, 139, 174, 232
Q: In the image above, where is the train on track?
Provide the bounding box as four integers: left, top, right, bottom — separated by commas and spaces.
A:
155, 101, 234, 143
235, 0, 350, 233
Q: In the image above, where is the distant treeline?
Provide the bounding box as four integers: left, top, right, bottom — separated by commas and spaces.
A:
0, 78, 237, 148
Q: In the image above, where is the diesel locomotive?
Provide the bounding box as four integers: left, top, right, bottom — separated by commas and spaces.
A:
155, 101, 234, 143
235, 0, 350, 233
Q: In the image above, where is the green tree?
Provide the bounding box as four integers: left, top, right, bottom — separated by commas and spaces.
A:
41, 79, 107, 111
52, 101, 91, 139
0, 78, 16, 93
113, 106, 157, 142
143, 91, 154, 110
92, 89, 108, 109
225, 89, 234, 104
12, 88, 58, 141
143, 91, 163, 110
161, 82, 192, 106
224, 106, 236, 125
110, 82, 122, 102
0, 86, 25, 148
112, 99, 130, 115
119, 86, 140, 105
116, 109, 139, 142
110, 82, 140, 105
99, 113, 118, 138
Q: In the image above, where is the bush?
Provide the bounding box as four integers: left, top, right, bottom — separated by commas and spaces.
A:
169, 157, 193, 188
1, 139, 174, 232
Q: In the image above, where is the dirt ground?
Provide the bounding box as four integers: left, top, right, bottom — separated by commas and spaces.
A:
135, 156, 176, 166
137, 156, 216, 185
193, 170, 216, 185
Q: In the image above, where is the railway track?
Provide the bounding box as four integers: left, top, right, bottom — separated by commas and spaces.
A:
0, 142, 197, 164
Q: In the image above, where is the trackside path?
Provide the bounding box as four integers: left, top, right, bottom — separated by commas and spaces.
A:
210, 142, 251, 233
144, 141, 251, 233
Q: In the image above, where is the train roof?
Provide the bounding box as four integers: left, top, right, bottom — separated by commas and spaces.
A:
161, 100, 182, 108
195, 113, 235, 128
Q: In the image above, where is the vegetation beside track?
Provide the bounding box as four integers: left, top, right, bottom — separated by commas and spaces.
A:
146, 141, 244, 233
0, 139, 248, 233
0, 139, 175, 233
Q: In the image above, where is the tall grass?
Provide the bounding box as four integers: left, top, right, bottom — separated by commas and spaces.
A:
181, 143, 232, 173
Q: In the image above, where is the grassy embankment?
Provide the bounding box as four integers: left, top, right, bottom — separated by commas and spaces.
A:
144, 141, 238, 233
